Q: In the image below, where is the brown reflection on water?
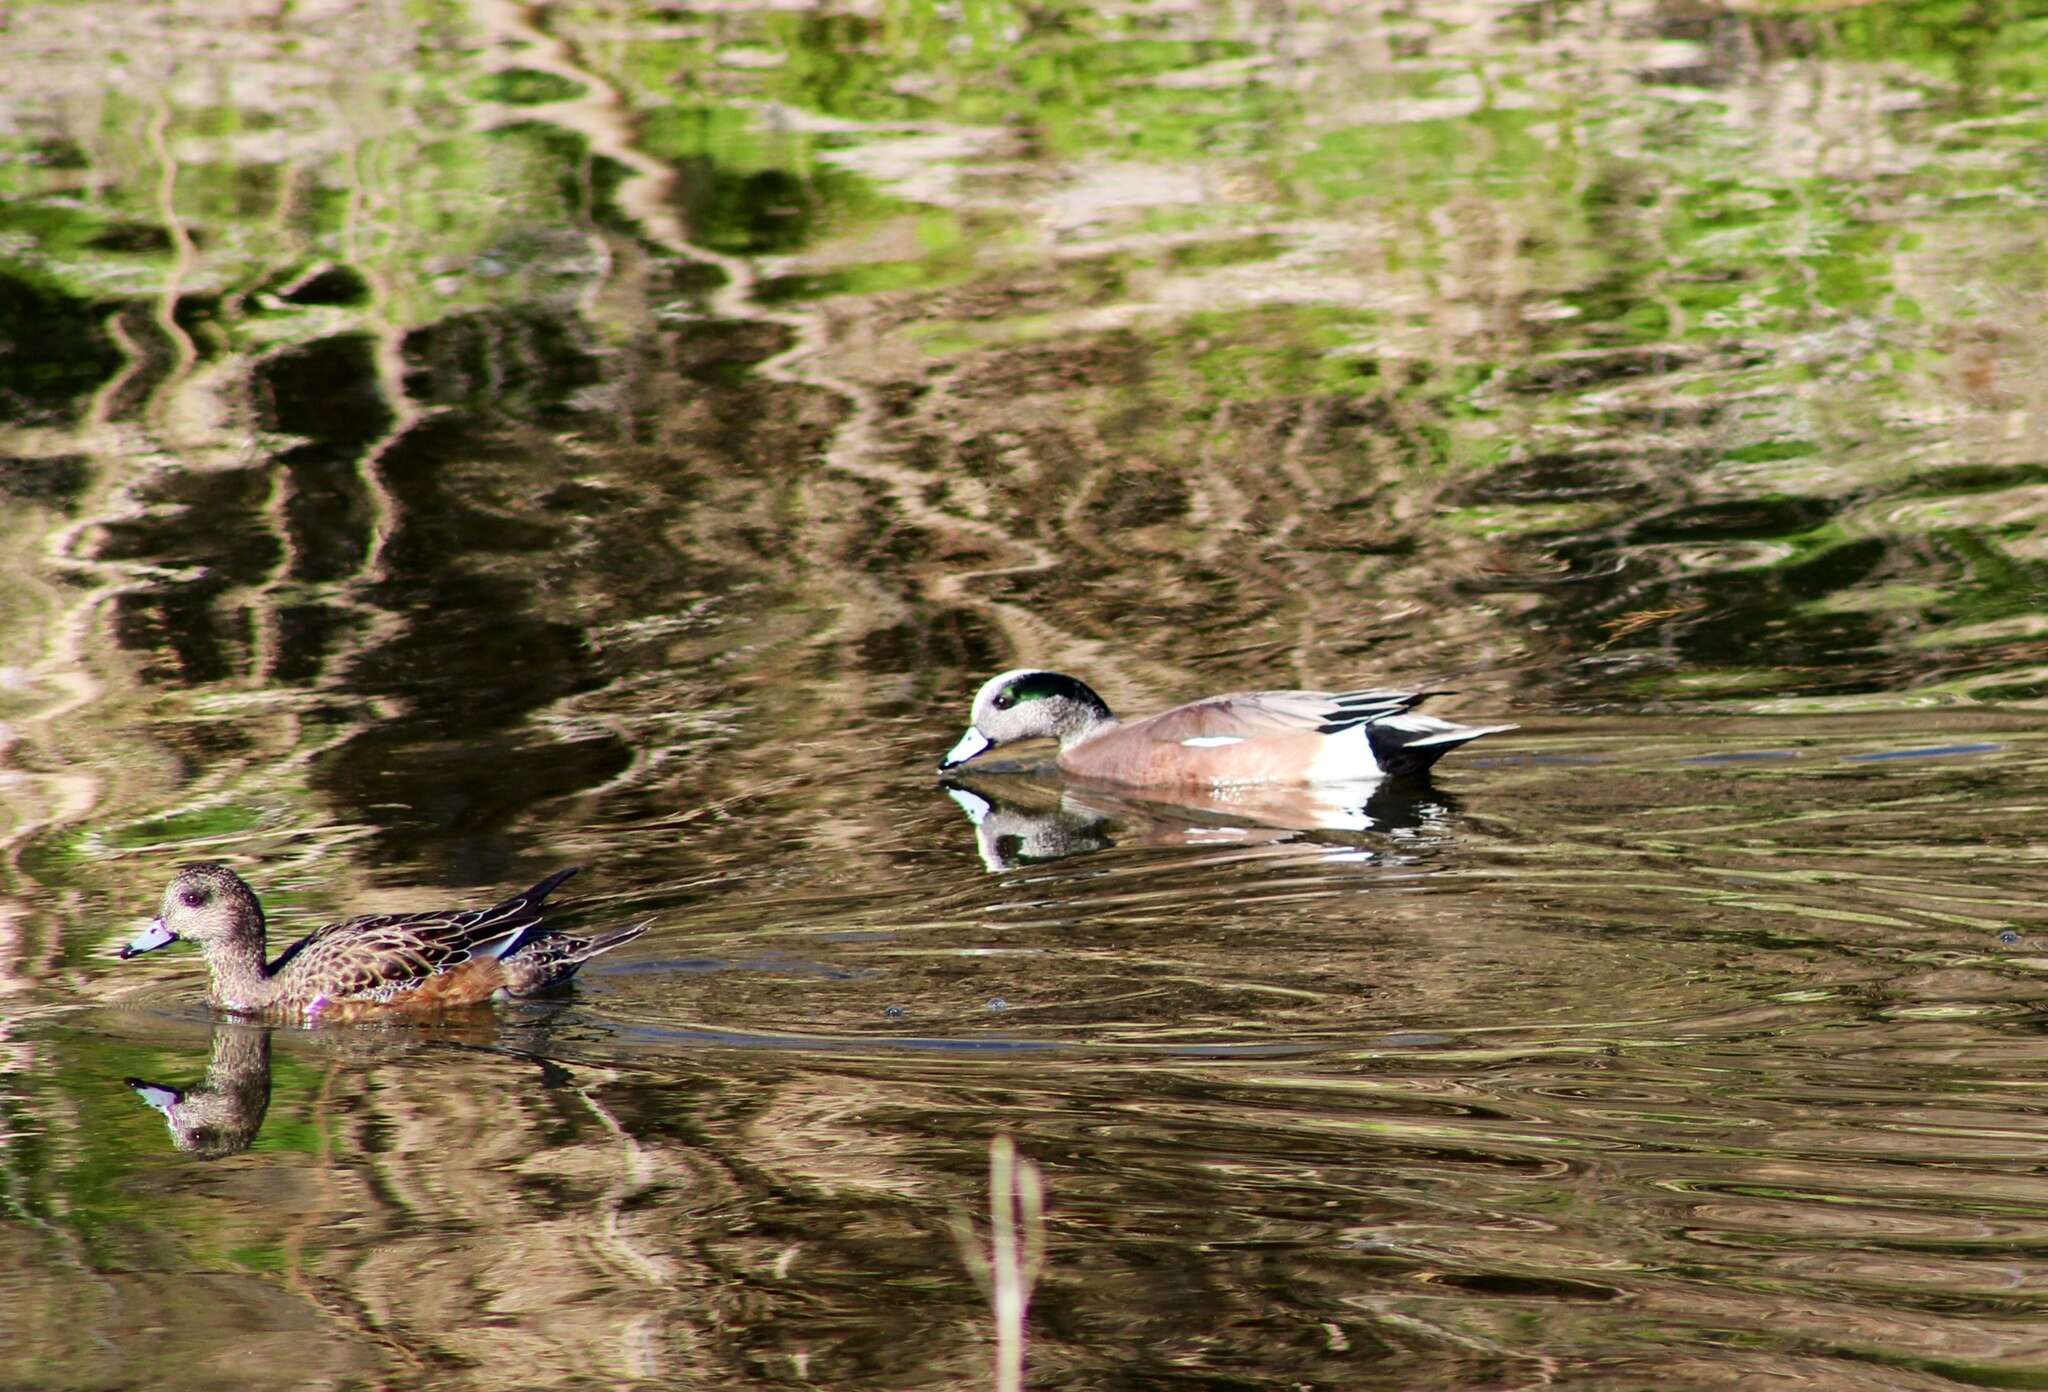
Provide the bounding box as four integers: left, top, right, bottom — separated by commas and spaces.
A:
126, 1020, 271, 1157
940, 767, 1461, 872
19, 713, 2048, 1391
9, 0, 2048, 1388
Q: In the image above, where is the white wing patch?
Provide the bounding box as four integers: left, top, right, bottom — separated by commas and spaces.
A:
1180, 735, 1246, 748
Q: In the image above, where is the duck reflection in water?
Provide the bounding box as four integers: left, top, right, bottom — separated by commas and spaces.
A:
940, 770, 1460, 872
126, 1021, 272, 1159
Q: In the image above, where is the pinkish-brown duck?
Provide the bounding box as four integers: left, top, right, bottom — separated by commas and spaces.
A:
939, 669, 1514, 786
120, 863, 647, 1020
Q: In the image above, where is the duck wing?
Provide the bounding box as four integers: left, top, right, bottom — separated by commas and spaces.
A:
266, 867, 582, 1000
1132, 689, 1437, 743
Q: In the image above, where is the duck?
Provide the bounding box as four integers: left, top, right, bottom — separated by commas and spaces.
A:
118, 863, 647, 1019
939, 668, 1514, 786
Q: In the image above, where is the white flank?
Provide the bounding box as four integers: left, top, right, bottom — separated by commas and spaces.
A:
1180, 735, 1246, 748
1306, 722, 1380, 781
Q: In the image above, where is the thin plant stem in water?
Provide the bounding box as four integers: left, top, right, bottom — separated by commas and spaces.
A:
954, 1134, 1046, 1392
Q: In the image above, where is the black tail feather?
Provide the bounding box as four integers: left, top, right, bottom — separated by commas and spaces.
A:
1365, 718, 1512, 777
485, 866, 583, 957
514, 865, 582, 909
1319, 689, 1453, 735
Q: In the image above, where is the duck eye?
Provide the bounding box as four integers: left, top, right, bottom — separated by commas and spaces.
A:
993, 692, 1014, 710
179, 887, 207, 909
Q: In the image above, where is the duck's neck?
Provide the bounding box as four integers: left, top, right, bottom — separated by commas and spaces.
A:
1047, 679, 1118, 751
202, 935, 276, 1011
1059, 711, 1120, 751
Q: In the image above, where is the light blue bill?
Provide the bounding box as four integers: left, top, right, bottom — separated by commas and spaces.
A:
940, 725, 991, 770
119, 917, 178, 959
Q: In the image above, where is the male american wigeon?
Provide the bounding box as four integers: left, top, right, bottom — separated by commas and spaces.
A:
119, 863, 647, 1019
939, 669, 1514, 786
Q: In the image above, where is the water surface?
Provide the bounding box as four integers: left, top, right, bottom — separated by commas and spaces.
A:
6, 0, 2048, 1387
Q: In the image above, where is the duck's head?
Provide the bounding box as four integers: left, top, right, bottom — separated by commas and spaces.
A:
940, 669, 1115, 770
122, 863, 265, 959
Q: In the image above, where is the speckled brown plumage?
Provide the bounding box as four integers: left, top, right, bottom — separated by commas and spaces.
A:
121, 863, 648, 1019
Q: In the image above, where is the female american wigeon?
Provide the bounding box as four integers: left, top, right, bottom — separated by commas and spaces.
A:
119, 863, 647, 1019
128, 1023, 271, 1158
939, 669, 1514, 786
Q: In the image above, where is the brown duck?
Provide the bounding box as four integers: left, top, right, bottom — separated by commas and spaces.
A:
120, 863, 647, 1019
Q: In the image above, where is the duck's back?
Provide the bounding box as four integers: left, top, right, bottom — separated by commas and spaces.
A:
262, 867, 581, 1010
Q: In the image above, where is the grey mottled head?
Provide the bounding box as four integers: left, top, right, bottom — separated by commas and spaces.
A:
122, 863, 266, 960
940, 669, 1116, 770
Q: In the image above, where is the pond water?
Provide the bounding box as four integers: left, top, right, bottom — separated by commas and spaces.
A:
6, 0, 2048, 1387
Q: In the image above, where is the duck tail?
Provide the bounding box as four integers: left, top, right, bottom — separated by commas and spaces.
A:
497, 918, 652, 998
1365, 712, 1516, 777
470, 867, 584, 959
517, 866, 582, 907
574, 918, 652, 962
